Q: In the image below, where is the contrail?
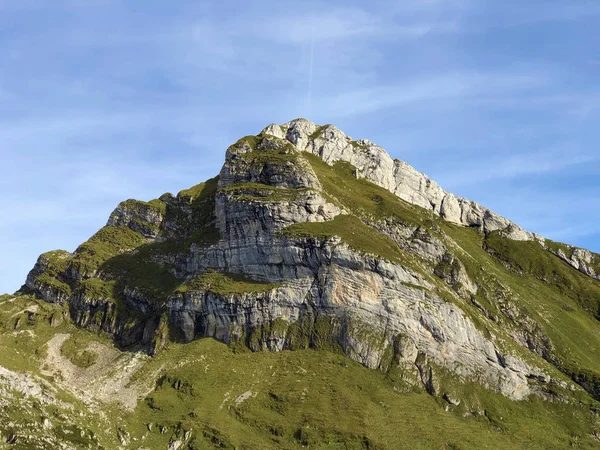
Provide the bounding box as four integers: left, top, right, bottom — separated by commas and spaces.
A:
307, 19, 315, 116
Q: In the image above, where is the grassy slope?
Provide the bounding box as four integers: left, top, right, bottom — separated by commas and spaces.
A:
83, 140, 600, 402
303, 154, 430, 228
92, 177, 221, 305
0, 295, 122, 449
482, 232, 600, 383
9, 134, 600, 448
284, 150, 600, 396
120, 338, 600, 450
220, 181, 310, 202
444, 225, 600, 377
280, 214, 407, 264
2, 295, 598, 449
176, 270, 279, 295
280, 155, 438, 278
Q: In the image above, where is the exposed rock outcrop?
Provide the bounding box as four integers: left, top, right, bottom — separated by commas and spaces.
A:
546, 241, 600, 282
26, 118, 600, 405
265, 119, 541, 240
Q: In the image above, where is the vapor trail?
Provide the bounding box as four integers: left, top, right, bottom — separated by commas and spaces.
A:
307, 19, 315, 116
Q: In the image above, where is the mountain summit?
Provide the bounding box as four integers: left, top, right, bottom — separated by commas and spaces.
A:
3, 119, 600, 448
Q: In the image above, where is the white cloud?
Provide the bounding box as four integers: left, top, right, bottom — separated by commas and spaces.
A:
388, 0, 600, 34
245, 8, 436, 44
307, 69, 551, 119
436, 142, 598, 189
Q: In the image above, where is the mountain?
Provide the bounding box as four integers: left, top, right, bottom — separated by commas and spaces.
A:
2, 118, 600, 449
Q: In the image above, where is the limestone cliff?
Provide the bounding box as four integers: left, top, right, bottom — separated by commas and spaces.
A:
263, 119, 539, 240
22, 118, 600, 407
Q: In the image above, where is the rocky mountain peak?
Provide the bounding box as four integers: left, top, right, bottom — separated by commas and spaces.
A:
219, 133, 321, 191
7, 118, 600, 447
261, 119, 538, 241
15, 118, 600, 419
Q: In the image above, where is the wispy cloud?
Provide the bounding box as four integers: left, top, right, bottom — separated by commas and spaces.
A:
492, 1, 600, 26
246, 8, 438, 44
401, 0, 600, 25
437, 142, 598, 188
309, 69, 552, 119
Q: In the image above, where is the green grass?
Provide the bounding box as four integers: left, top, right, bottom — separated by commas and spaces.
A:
232, 134, 261, 150
120, 338, 600, 450
304, 153, 433, 228
309, 124, 326, 140
60, 334, 99, 368
176, 270, 279, 295
120, 198, 167, 216
28, 176, 223, 311
2, 292, 600, 449
545, 239, 600, 276
297, 149, 600, 387
35, 272, 72, 297
545, 239, 575, 259
29, 251, 73, 298
13, 128, 600, 448
434, 252, 464, 288
482, 232, 600, 387
0, 295, 124, 448
74, 278, 119, 302
278, 154, 568, 354
440, 223, 600, 395
485, 231, 600, 319
177, 178, 216, 203
4, 296, 594, 449
177, 176, 221, 246
31, 177, 222, 308
148, 198, 167, 214
101, 249, 181, 305
71, 225, 147, 275
219, 182, 308, 202
0, 296, 64, 370
280, 215, 407, 264
39, 250, 71, 274
349, 139, 368, 151
231, 135, 300, 167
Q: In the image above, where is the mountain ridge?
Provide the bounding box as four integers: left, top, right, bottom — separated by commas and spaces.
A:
4, 118, 600, 448
261, 119, 600, 277
21, 119, 600, 390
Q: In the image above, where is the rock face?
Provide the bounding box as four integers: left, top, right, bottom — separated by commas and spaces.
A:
266, 119, 541, 240
23, 118, 600, 404
546, 242, 600, 282
108, 199, 165, 239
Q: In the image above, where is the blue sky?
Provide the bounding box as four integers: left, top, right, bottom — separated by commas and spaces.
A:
1, 0, 599, 294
